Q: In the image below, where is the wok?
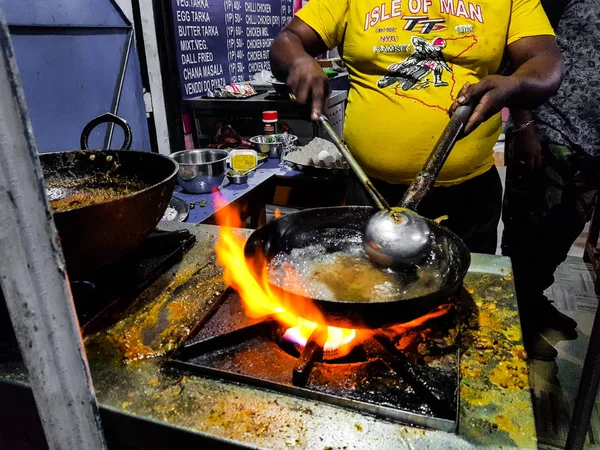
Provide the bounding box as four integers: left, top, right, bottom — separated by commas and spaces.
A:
243, 104, 475, 329
244, 206, 470, 329
41, 113, 178, 277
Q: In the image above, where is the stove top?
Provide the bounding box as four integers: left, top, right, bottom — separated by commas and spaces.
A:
167, 289, 464, 432
70, 229, 196, 335
0, 229, 196, 362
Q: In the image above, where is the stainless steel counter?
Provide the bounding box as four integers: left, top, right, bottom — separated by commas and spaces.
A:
0, 222, 536, 449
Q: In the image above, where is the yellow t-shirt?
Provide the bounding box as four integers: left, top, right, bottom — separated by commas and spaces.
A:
296, 0, 554, 185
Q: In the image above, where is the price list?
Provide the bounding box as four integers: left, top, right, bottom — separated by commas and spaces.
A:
172, 0, 294, 99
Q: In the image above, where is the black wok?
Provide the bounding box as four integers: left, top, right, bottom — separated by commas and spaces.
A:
243, 104, 475, 329
41, 113, 178, 277
244, 206, 470, 329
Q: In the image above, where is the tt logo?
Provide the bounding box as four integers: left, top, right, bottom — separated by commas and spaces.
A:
403, 16, 446, 34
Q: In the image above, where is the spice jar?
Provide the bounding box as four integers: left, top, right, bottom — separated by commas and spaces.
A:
262, 110, 278, 135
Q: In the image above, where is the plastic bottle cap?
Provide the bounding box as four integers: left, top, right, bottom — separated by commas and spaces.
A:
262, 110, 278, 122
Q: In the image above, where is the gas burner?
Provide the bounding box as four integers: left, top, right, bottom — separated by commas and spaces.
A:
167, 290, 463, 432
279, 324, 359, 362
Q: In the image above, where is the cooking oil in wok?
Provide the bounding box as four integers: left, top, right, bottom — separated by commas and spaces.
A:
47, 179, 148, 212
268, 244, 443, 303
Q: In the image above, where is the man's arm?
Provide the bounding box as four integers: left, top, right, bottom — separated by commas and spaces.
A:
270, 18, 331, 120
450, 36, 564, 134
505, 0, 572, 168
508, 109, 542, 169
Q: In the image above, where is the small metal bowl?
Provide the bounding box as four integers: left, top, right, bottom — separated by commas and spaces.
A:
250, 134, 298, 159
226, 171, 249, 185
170, 149, 228, 194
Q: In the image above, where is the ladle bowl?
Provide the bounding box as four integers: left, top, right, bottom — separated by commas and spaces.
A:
364, 208, 432, 267
318, 103, 472, 267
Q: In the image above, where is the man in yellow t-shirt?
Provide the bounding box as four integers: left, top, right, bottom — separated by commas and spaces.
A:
270, 0, 564, 254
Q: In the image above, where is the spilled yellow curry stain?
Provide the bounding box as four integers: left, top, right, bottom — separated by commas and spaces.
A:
489, 356, 529, 390
459, 274, 536, 448
460, 384, 491, 407
98, 262, 224, 362
495, 414, 517, 434
478, 311, 499, 328
167, 300, 189, 321
206, 400, 273, 438
462, 365, 482, 379
502, 324, 522, 342
494, 413, 535, 449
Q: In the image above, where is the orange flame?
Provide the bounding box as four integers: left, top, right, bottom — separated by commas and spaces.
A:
213, 193, 451, 353
283, 320, 357, 354
214, 193, 360, 350
274, 208, 281, 219
379, 303, 452, 340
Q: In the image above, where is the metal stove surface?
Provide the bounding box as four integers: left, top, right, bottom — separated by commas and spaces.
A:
71, 229, 196, 335
0, 224, 537, 450
0, 229, 196, 358
168, 290, 464, 432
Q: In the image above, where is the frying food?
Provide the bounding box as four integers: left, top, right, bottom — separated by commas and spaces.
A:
268, 245, 443, 303
47, 179, 148, 212
311, 254, 405, 301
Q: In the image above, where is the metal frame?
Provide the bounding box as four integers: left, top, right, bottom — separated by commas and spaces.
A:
565, 305, 600, 450
132, 0, 172, 155
6, 21, 136, 152
110, 0, 134, 26
168, 290, 459, 433
171, 359, 458, 433
4, 1, 176, 156
0, 13, 105, 450
151, 0, 186, 152
6, 2, 144, 153
105, 27, 134, 149
8, 24, 132, 31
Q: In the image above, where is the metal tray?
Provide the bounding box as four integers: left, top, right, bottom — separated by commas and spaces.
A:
200, 89, 267, 100
283, 157, 349, 176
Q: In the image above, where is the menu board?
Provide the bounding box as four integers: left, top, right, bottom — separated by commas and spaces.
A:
172, 0, 294, 99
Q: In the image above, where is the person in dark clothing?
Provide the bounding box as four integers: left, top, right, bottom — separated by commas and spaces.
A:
270, 0, 564, 258
502, 0, 600, 359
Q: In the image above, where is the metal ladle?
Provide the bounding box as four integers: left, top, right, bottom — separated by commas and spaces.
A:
318, 104, 473, 267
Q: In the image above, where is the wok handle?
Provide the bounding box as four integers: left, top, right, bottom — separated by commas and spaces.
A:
80, 113, 133, 151
399, 104, 473, 211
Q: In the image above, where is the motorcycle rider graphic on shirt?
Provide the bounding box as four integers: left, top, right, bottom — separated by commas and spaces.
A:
378, 36, 453, 91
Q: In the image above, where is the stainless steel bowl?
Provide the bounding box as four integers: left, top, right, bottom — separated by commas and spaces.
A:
250, 134, 298, 159
226, 171, 249, 184
170, 149, 228, 194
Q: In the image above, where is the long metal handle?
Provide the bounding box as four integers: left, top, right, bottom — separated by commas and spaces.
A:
104, 28, 133, 150
318, 115, 391, 211
399, 104, 473, 211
